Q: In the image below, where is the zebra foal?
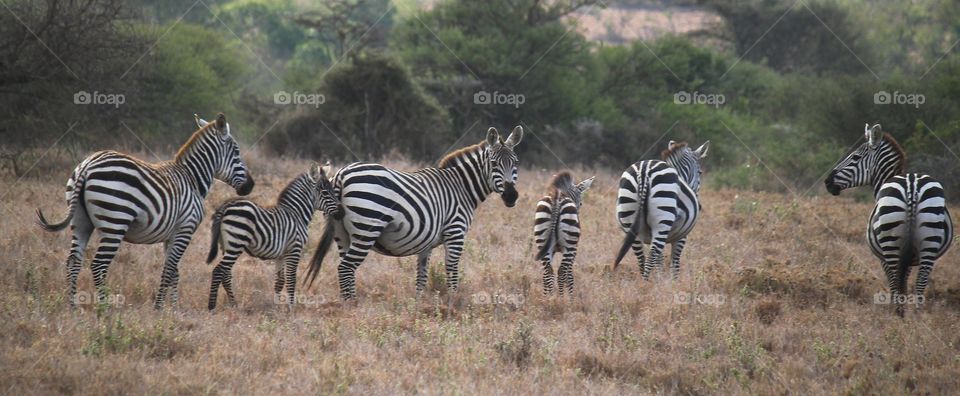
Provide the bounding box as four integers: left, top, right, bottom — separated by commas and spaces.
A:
206, 163, 339, 310
533, 171, 594, 295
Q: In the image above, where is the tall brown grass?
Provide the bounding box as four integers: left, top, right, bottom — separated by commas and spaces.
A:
1, 150, 958, 394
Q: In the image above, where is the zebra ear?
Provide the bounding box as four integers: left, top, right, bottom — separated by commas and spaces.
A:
194, 113, 209, 128
694, 141, 710, 158
215, 113, 230, 137
865, 123, 881, 147
504, 125, 523, 148
667, 140, 677, 150
486, 127, 500, 147
321, 161, 333, 180
577, 176, 595, 192
308, 163, 323, 183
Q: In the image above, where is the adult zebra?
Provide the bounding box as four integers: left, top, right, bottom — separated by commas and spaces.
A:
36, 113, 254, 309
534, 171, 594, 295
613, 140, 709, 279
825, 124, 953, 316
305, 126, 523, 300
206, 163, 339, 310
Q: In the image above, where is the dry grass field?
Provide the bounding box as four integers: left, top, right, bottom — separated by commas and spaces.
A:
2, 151, 959, 395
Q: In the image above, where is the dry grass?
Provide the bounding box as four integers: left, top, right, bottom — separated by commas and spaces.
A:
2, 151, 959, 394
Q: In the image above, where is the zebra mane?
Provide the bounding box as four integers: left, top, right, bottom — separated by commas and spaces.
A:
546, 171, 575, 196
881, 133, 907, 175
176, 119, 220, 160
437, 141, 487, 169
660, 142, 689, 160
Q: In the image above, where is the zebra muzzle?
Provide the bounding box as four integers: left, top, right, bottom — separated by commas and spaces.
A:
502, 182, 518, 207
237, 177, 255, 196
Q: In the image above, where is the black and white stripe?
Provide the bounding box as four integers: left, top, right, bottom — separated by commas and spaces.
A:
825, 124, 953, 316
534, 171, 594, 295
305, 126, 523, 300
206, 163, 339, 310
613, 140, 709, 279
36, 113, 254, 309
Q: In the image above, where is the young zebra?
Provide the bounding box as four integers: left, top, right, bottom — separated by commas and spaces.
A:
206, 163, 340, 310
534, 172, 594, 295
305, 126, 524, 301
825, 124, 953, 316
613, 140, 709, 279
36, 113, 254, 309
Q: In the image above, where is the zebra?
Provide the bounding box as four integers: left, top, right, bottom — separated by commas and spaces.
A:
613, 140, 709, 279
533, 171, 594, 295
36, 113, 254, 309
304, 126, 524, 301
205, 162, 340, 310
825, 124, 953, 316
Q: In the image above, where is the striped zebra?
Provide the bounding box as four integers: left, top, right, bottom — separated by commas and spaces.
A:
825, 124, 953, 316
36, 113, 254, 309
305, 126, 524, 300
533, 171, 594, 295
205, 163, 340, 310
613, 140, 709, 279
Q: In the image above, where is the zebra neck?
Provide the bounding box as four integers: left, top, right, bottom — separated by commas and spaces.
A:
175, 148, 217, 198
278, 188, 315, 222
446, 151, 492, 208
870, 144, 904, 199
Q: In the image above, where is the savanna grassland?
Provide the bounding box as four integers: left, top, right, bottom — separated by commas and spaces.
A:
1, 151, 959, 395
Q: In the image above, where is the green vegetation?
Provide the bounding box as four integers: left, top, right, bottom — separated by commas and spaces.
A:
1, 0, 958, 197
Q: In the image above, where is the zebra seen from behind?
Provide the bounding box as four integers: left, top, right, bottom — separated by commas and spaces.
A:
305, 126, 524, 301
613, 140, 709, 279
825, 124, 953, 317
534, 171, 594, 295
36, 113, 254, 309
206, 162, 340, 310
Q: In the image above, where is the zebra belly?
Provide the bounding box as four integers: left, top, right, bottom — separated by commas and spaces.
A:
372, 227, 443, 257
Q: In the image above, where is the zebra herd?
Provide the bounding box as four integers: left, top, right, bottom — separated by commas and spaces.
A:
35, 115, 953, 317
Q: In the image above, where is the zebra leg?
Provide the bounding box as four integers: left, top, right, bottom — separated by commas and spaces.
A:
669, 238, 687, 280
338, 241, 374, 301
914, 258, 935, 310
273, 259, 285, 297
644, 237, 668, 281
631, 240, 645, 273
559, 250, 577, 296
208, 251, 240, 310
442, 233, 465, 292
283, 248, 301, 309
65, 215, 93, 308
154, 229, 194, 310
879, 258, 906, 317
541, 256, 555, 296
89, 226, 129, 304
415, 250, 432, 295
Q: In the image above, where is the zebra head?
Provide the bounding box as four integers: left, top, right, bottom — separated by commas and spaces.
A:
485, 126, 524, 207
195, 113, 255, 196
662, 140, 709, 193
825, 123, 904, 196
309, 161, 342, 220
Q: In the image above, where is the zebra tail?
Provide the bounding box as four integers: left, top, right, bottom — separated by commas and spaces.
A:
36, 171, 84, 232
613, 176, 648, 269
305, 218, 336, 288
206, 205, 227, 264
